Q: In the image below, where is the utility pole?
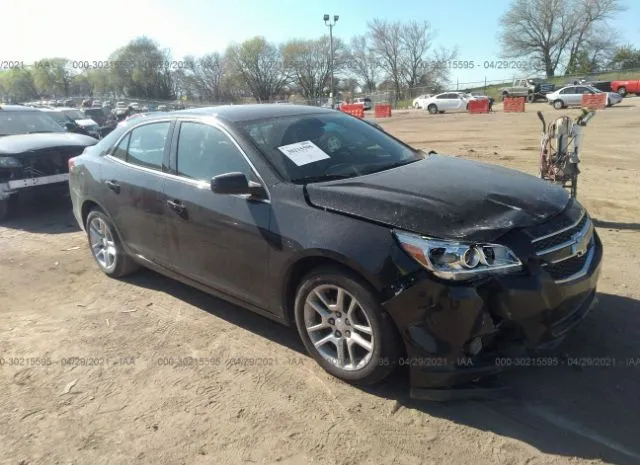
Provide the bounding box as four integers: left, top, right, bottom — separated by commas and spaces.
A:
324, 14, 339, 107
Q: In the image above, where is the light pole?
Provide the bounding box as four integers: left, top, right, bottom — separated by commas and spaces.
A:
324, 14, 339, 106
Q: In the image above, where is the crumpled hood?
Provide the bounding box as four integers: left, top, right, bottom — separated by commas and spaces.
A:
0, 133, 98, 155
304, 155, 570, 242
75, 118, 98, 128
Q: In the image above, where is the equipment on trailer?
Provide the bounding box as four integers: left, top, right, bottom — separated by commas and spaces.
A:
536, 109, 595, 198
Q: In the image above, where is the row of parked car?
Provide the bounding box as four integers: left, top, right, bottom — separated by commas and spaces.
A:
411, 82, 625, 114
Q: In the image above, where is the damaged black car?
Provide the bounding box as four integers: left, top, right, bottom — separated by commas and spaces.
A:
0, 105, 98, 220
68, 105, 602, 398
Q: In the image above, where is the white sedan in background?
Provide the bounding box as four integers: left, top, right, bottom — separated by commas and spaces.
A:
546, 85, 622, 109
412, 94, 433, 109
422, 92, 478, 114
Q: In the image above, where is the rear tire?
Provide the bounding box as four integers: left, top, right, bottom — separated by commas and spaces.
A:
527, 94, 535, 103
617, 87, 627, 97
85, 208, 139, 278
553, 100, 564, 110
294, 266, 400, 386
427, 104, 438, 114
0, 198, 9, 222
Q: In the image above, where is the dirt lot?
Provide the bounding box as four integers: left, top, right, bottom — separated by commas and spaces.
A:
1, 99, 639, 465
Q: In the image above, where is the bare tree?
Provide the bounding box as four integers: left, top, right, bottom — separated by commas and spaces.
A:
400, 20, 435, 89
282, 36, 344, 100
179, 53, 226, 102
225, 37, 288, 102
499, 0, 624, 77
368, 19, 405, 100
347, 35, 378, 92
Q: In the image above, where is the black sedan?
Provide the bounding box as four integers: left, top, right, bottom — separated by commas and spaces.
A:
68, 105, 602, 398
0, 105, 97, 220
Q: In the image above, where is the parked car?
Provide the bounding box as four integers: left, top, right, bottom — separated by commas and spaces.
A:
500, 78, 556, 102
53, 107, 101, 138
353, 97, 372, 110
114, 102, 129, 118
68, 104, 602, 397
610, 79, 640, 97
412, 94, 433, 109
38, 108, 95, 137
545, 85, 622, 109
0, 105, 97, 220
422, 92, 476, 114
83, 107, 118, 137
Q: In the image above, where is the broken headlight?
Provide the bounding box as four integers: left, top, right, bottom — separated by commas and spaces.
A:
0, 156, 21, 168
394, 230, 522, 281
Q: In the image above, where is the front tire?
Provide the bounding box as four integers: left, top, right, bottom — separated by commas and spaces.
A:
427, 104, 438, 114
553, 99, 564, 110
294, 266, 400, 385
0, 198, 9, 222
86, 209, 139, 278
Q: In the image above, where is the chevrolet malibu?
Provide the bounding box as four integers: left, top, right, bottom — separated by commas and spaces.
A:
68, 105, 602, 398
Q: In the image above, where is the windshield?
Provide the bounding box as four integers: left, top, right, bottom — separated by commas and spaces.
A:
586, 86, 602, 93
41, 111, 69, 125
84, 109, 104, 117
239, 112, 423, 183
62, 110, 86, 120
0, 111, 65, 135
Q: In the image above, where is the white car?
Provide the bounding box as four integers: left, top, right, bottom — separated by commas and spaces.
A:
546, 85, 622, 109
423, 92, 477, 114
412, 94, 433, 109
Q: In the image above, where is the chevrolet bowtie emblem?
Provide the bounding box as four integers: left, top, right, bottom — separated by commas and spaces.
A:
571, 231, 589, 257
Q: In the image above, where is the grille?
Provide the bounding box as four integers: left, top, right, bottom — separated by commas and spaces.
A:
531, 213, 588, 253
18, 147, 81, 178
544, 245, 590, 280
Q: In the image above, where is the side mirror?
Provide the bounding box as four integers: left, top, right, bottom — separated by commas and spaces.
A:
210, 172, 266, 198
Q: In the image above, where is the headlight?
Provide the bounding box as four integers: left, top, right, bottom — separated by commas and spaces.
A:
0, 156, 22, 168
394, 230, 522, 281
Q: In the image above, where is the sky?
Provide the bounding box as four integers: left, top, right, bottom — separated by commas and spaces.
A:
1, 0, 639, 87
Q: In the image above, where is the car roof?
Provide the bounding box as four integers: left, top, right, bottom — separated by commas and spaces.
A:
0, 104, 43, 112
161, 104, 334, 123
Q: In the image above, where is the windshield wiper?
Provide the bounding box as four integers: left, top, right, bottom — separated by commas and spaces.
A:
27, 130, 54, 134
362, 158, 420, 175
295, 173, 355, 184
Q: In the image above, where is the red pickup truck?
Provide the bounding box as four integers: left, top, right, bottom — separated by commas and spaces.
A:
610, 80, 640, 97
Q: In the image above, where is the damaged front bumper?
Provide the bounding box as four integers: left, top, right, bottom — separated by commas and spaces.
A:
382, 230, 602, 399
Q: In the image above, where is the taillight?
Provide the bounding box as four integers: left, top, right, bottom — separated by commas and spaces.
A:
68, 157, 77, 170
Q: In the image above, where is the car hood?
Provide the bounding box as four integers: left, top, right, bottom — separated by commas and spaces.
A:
304, 155, 570, 242
75, 118, 98, 127
0, 133, 98, 155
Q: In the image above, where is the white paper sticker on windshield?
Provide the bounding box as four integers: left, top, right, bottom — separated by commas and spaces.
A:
277, 140, 330, 166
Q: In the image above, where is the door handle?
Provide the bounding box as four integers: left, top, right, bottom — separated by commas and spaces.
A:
105, 180, 120, 193
166, 199, 186, 214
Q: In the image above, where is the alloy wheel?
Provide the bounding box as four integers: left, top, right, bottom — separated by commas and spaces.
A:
88, 216, 117, 272
303, 284, 375, 371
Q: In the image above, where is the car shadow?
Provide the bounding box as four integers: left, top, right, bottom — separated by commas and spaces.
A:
122, 266, 640, 465
592, 218, 640, 231
367, 292, 640, 465
0, 195, 80, 234
122, 269, 305, 354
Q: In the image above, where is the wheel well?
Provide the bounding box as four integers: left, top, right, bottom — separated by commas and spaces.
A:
81, 200, 100, 227
282, 256, 381, 325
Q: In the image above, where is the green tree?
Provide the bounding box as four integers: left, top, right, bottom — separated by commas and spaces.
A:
0, 68, 38, 102
225, 37, 287, 102
32, 58, 75, 97
109, 37, 175, 100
